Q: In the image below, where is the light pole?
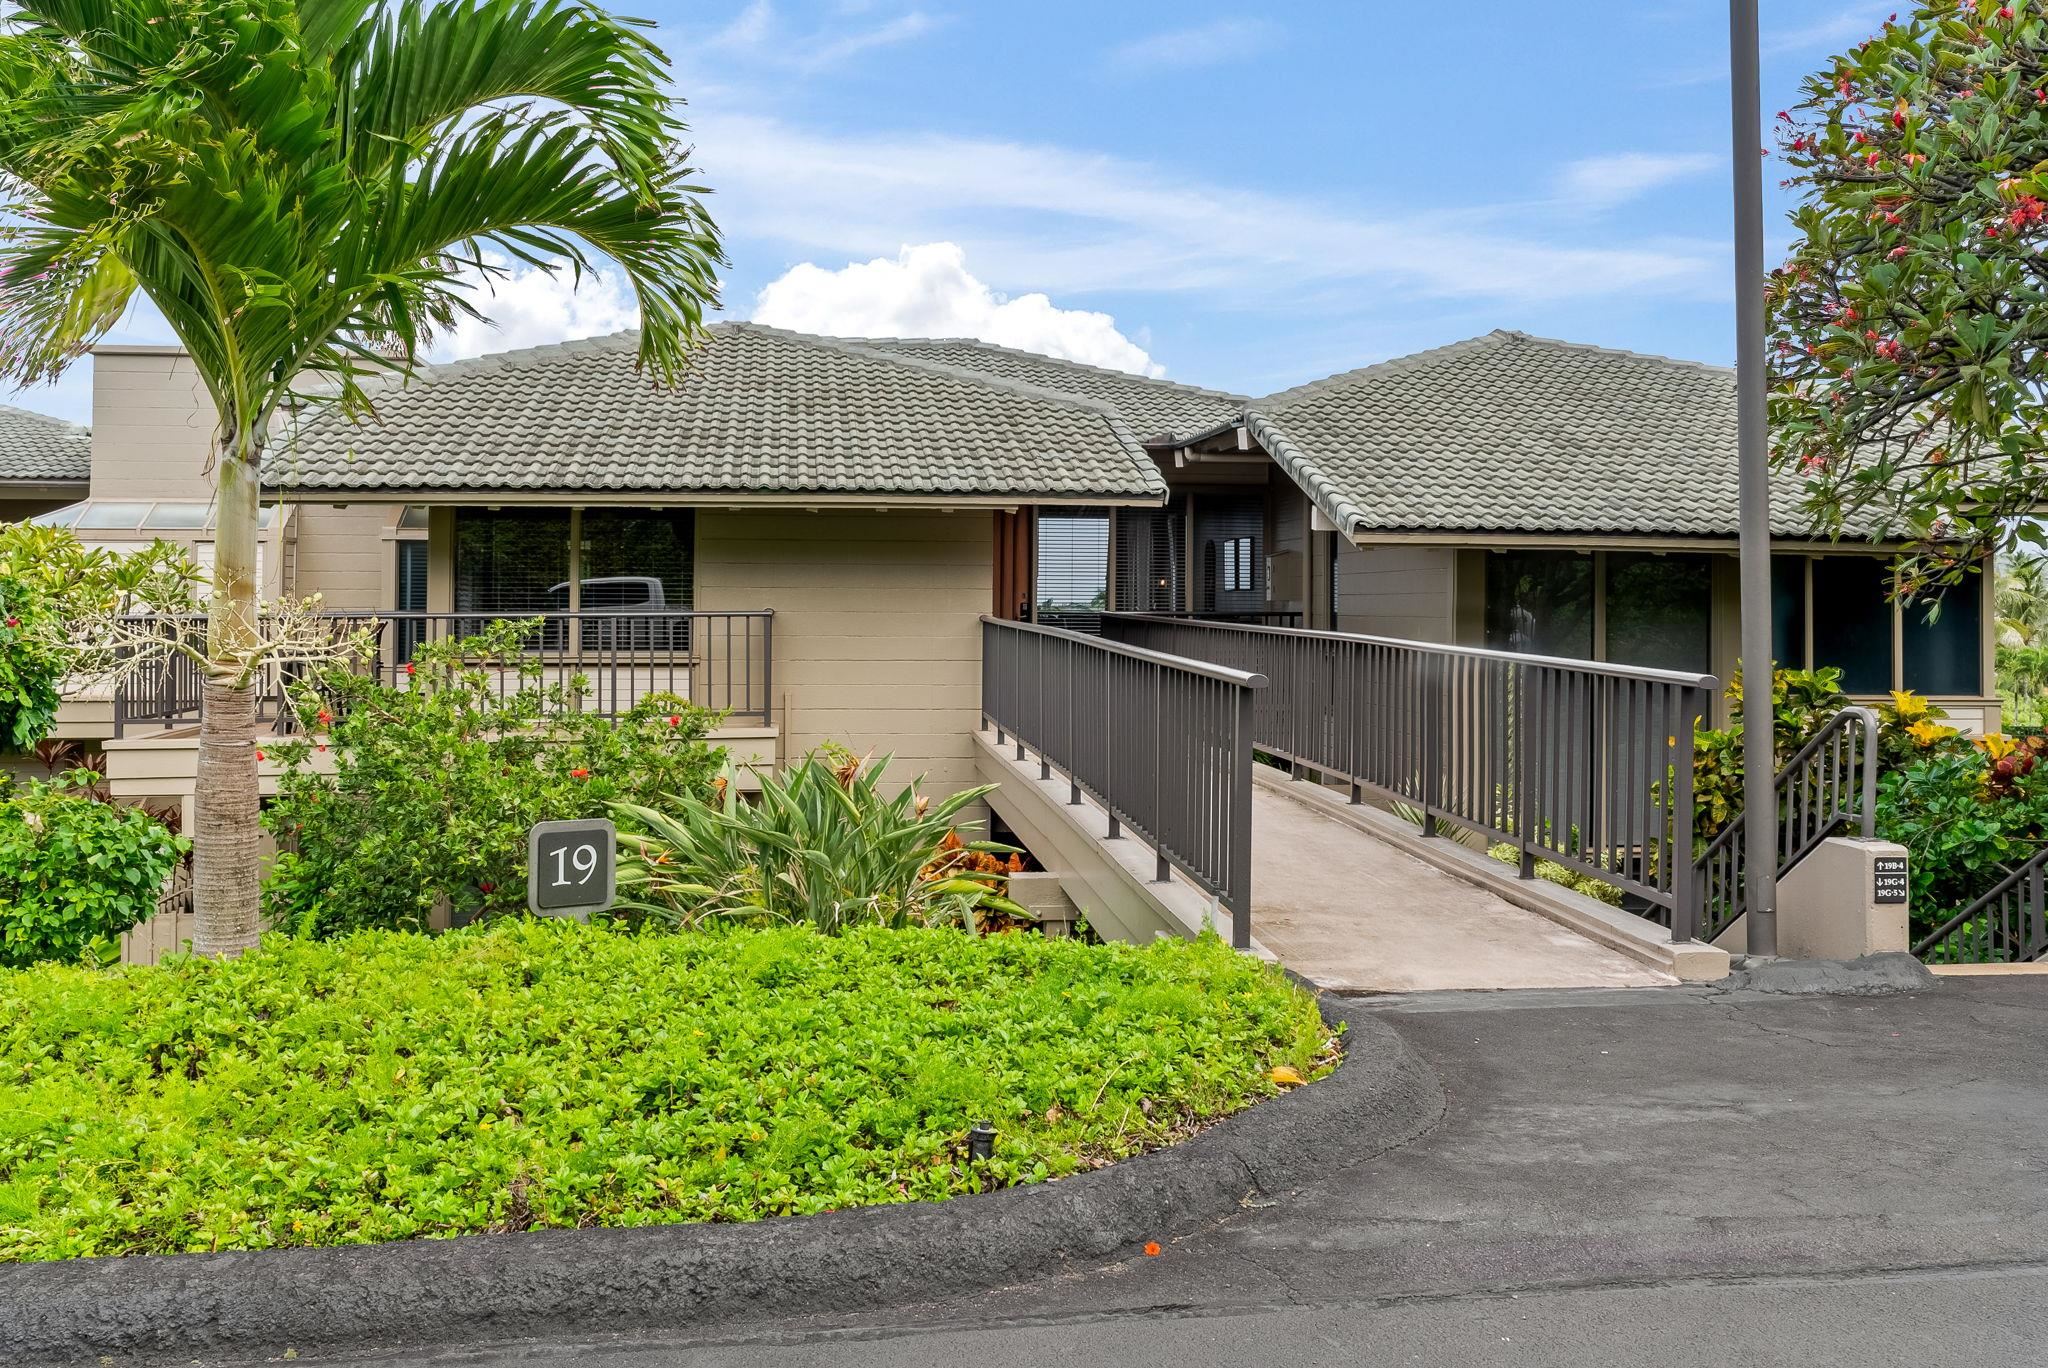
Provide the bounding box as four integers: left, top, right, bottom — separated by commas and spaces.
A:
1729, 0, 1777, 957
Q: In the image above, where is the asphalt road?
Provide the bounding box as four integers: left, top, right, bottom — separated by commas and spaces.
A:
276, 976, 2048, 1368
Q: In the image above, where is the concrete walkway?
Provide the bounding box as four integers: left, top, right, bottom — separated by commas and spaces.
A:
1249, 783, 1673, 992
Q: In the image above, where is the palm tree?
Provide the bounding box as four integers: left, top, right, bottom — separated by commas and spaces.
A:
1998, 552, 2048, 648
0, 0, 722, 955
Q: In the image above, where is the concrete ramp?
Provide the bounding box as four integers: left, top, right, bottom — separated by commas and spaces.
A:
1249, 782, 1675, 993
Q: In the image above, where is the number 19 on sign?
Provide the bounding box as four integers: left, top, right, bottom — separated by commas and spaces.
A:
527, 818, 617, 918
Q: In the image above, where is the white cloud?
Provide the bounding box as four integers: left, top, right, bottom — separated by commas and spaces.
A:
426, 261, 640, 362
1557, 152, 1721, 210
694, 114, 1723, 306
1106, 18, 1278, 74
751, 242, 1165, 376
700, 1, 938, 75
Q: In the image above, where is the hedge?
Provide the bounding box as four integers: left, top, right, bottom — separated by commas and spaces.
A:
0, 921, 1333, 1261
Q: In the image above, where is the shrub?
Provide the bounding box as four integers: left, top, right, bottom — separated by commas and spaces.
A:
0, 771, 188, 968
1691, 668, 1951, 842
615, 748, 1027, 932
0, 920, 1335, 1260
1877, 736, 2048, 937
0, 577, 63, 751
263, 620, 723, 937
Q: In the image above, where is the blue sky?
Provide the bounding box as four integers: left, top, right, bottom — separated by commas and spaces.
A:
5, 0, 1902, 423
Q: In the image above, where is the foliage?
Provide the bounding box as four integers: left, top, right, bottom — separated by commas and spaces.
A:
1995, 553, 2048, 722
0, 0, 725, 952
1690, 668, 1945, 839
616, 749, 1029, 932
0, 771, 187, 968
0, 919, 1335, 1260
0, 524, 203, 751
1484, 843, 1623, 905
1876, 734, 2048, 931
0, 0, 722, 418
0, 577, 61, 751
263, 620, 722, 938
1769, 2, 2048, 584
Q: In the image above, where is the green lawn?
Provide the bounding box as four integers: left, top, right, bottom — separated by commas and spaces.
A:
0, 921, 1333, 1261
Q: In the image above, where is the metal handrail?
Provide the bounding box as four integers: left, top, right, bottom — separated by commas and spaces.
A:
1101, 612, 1717, 941
1913, 845, 2048, 965
111, 608, 776, 733
1694, 707, 1879, 944
980, 615, 1267, 948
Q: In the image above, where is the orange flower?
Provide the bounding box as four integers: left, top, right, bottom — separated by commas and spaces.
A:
1143, 1241, 1162, 1257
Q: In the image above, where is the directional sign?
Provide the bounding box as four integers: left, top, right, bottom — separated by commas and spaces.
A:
1873, 855, 1909, 906
527, 818, 617, 919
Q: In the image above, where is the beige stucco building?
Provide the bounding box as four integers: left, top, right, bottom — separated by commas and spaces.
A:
14, 324, 2000, 826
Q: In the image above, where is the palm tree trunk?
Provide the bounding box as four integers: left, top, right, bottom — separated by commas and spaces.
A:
191, 439, 263, 957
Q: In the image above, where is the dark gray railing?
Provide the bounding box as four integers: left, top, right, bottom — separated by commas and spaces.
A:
110, 613, 377, 738
1913, 846, 2048, 965
1695, 707, 1879, 943
1100, 613, 1717, 940
113, 609, 775, 734
981, 615, 1266, 948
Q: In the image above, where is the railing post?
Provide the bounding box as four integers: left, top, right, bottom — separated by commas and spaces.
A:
1420, 653, 1441, 839
1515, 665, 1536, 879
1153, 664, 1169, 883
1229, 677, 1255, 950
1670, 685, 1704, 943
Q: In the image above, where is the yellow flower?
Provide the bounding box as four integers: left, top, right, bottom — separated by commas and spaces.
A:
1907, 720, 1958, 747
1979, 733, 2020, 761
1889, 690, 1930, 719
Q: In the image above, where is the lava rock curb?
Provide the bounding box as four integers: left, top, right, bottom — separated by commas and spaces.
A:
1, 996, 1443, 1366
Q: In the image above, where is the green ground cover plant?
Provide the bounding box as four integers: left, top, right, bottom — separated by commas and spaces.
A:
0, 919, 1334, 1262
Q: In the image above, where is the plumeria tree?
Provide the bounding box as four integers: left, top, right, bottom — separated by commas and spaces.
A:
0, 0, 723, 955
1770, 0, 2048, 592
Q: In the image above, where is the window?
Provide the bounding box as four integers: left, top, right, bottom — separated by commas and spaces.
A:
1771, 555, 1808, 668
1604, 553, 1712, 674
454, 508, 569, 613
1485, 550, 1593, 659
1811, 556, 1893, 694
1195, 495, 1263, 612
1035, 508, 1110, 628
1903, 582, 1983, 695
1114, 502, 1185, 613
580, 509, 694, 611
1220, 536, 1255, 592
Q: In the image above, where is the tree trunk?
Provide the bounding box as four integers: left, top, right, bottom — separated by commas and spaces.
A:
190, 442, 263, 957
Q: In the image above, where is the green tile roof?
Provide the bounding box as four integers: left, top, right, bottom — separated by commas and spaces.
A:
857, 337, 1247, 444
1246, 331, 1865, 540
0, 404, 89, 484
267, 323, 1167, 502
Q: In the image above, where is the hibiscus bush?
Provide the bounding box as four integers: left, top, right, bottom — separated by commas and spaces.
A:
263, 620, 723, 938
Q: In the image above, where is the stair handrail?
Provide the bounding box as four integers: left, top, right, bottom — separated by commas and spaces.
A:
1696, 706, 1879, 943
1912, 843, 2048, 964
